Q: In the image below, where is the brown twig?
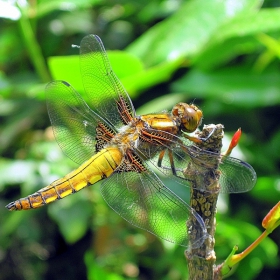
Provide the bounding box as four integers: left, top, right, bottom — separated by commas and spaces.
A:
185, 124, 224, 280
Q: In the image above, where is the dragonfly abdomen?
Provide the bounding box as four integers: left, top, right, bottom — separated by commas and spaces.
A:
6, 147, 123, 211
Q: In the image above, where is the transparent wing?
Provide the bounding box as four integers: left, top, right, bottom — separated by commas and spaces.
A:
136, 128, 256, 194
46, 80, 116, 165
219, 156, 257, 193
100, 167, 207, 248
80, 34, 136, 128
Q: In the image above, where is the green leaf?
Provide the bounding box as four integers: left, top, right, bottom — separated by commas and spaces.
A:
126, 0, 262, 66
48, 55, 82, 94
254, 33, 280, 72
47, 51, 181, 99
107, 51, 144, 79
194, 8, 280, 69
171, 66, 280, 108
0, 71, 11, 97
136, 92, 187, 115
217, 218, 278, 256
85, 252, 125, 280
216, 218, 278, 280
48, 194, 92, 244
36, 0, 102, 18
0, 99, 43, 153
122, 57, 183, 97
48, 51, 143, 96
251, 177, 280, 204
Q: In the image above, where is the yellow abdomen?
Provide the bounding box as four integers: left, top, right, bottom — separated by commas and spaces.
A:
6, 147, 123, 211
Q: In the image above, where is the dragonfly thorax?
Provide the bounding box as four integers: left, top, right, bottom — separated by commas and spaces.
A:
139, 113, 179, 135
172, 103, 203, 133
110, 123, 140, 153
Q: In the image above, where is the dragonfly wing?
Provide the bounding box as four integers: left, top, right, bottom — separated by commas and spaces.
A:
136, 127, 257, 194
80, 34, 136, 128
219, 156, 257, 193
144, 142, 257, 194
136, 128, 200, 184
46, 80, 116, 165
100, 167, 207, 248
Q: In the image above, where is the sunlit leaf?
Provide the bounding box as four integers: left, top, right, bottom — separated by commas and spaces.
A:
48, 51, 143, 96
127, 0, 261, 66
194, 8, 280, 69
172, 66, 280, 108
48, 51, 181, 99
0, 0, 21, 20
122, 57, 183, 96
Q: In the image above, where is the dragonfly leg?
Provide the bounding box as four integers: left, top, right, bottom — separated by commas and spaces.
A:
168, 149, 177, 176
184, 134, 203, 143
157, 150, 165, 167
184, 126, 217, 143
157, 149, 177, 176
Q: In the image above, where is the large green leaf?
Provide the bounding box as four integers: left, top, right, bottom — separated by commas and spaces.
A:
126, 0, 262, 66
122, 57, 183, 96
172, 66, 280, 108
48, 51, 142, 97
194, 8, 280, 69
47, 51, 182, 99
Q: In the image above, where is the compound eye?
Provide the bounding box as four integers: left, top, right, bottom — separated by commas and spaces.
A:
172, 103, 203, 133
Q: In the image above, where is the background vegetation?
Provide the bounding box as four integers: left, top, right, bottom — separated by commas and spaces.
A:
1, 0, 280, 279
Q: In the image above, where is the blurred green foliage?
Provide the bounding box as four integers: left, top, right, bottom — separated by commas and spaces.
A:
1, 0, 280, 279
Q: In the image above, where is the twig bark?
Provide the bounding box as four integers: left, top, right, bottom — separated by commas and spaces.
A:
185, 124, 224, 280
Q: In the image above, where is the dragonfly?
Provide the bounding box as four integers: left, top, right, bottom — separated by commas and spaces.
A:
6, 35, 256, 248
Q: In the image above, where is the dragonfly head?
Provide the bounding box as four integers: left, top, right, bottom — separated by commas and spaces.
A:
172, 103, 203, 133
